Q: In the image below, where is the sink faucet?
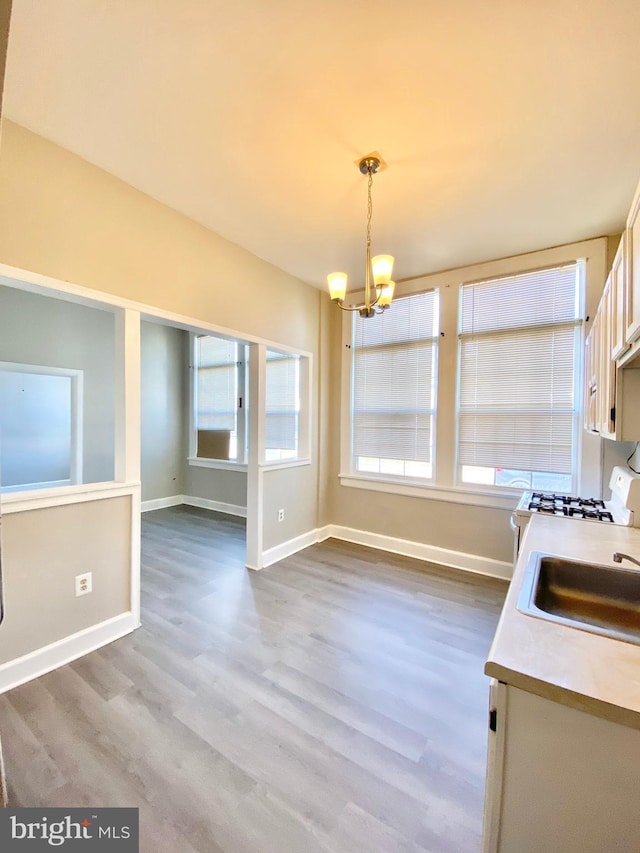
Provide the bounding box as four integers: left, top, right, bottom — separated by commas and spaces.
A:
612, 552, 640, 568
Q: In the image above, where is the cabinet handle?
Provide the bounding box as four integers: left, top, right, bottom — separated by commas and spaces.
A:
489, 708, 497, 732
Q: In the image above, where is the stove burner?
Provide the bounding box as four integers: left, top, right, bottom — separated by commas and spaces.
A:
578, 498, 605, 509
528, 491, 614, 522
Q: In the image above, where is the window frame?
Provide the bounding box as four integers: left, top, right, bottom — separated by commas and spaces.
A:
260, 346, 312, 468
454, 262, 585, 496
0, 361, 84, 493
346, 288, 440, 484
339, 238, 606, 509
188, 332, 248, 471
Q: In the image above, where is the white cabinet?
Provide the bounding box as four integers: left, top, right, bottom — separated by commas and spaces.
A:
584, 280, 616, 438
611, 232, 629, 359
625, 189, 640, 344
584, 231, 640, 440
584, 322, 597, 432
483, 684, 640, 853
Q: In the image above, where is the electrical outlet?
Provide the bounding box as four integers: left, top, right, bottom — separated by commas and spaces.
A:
75, 572, 92, 597
278, 508, 285, 522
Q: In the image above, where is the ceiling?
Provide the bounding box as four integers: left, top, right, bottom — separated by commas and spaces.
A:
4, 0, 640, 289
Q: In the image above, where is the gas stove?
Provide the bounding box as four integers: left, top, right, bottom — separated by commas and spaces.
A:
526, 493, 614, 523
511, 465, 640, 557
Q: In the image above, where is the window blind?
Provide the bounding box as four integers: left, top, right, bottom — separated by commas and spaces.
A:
457, 263, 580, 475
352, 290, 438, 466
196, 336, 237, 432
265, 351, 299, 453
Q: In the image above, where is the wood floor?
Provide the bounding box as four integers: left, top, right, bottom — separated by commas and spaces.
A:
0, 506, 507, 853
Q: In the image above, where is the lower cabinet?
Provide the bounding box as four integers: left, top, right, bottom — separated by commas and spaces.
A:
483, 681, 640, 853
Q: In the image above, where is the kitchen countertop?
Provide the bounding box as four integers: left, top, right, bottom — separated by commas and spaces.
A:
485, 513, 640, 730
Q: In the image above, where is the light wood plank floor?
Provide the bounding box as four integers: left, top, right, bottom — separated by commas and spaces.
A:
0, 506, 507, 853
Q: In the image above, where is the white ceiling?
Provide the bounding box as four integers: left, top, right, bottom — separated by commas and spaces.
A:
4, 0, 640, 288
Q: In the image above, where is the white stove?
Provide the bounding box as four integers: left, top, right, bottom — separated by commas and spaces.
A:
511, 465, 640, 558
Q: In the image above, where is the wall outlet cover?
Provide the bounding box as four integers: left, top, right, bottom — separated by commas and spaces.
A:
75, 572, 93, 597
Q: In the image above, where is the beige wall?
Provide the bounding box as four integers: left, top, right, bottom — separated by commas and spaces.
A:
0, 121, 324, 532
327, 240, 609, 566
0, 497, 131, 663
0, 2, 10, 122
0, 121, 320, 353
263, 465, 319, 551
0, 120, 326, 670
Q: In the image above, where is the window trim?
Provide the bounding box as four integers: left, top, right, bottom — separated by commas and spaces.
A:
189, 332, 248, 469
340, 289, 440, 482
262, 346, 311, 465
348, 289, 440, 483
453, 261, 585, 494
340, 238, 606, 504
0, 360, 84, 493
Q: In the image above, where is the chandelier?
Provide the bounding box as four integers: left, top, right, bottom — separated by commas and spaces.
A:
327, 156, 395, 317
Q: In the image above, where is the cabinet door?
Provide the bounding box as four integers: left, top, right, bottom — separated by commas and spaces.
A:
611, 232, 629, 360
626, 198, 640, 343
497, 686, 640, 853
482, 679, 507, 853
598, 281, 616, 437
584, 324, 597, 433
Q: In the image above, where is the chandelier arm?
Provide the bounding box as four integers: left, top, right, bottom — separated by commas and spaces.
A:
334, 293, 382, 313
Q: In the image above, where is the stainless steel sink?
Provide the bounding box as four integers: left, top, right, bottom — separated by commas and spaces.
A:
517, 552, 640, 645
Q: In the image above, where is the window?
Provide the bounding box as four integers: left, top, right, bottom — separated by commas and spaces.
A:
457, 263, 582, 492
264, 350, 300, 461
0, 363, 83, 493
194, 335, 246, 462
350, 290, 439, 480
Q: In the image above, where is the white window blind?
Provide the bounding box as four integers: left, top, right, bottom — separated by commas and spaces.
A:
265, 350, 299, 460
457, 263, 581, 482
197, 336, 237, 431
351, 290, 438, 478
196, 335, 239, 459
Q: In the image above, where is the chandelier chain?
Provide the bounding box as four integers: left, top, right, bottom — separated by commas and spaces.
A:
366, 167, 373, 251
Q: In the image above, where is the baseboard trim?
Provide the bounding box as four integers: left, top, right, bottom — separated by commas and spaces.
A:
262, 528, 325, 568
182, 495, 247, 518
0, 612, 139, 695
260, 523, 510, 579
141, 494, 183, 512
141, 494, 248, 518
326, 525, 512, 580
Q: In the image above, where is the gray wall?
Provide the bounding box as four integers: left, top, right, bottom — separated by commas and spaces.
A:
140, 321, 188, 502
184, 465, 247, 508
140, 321, 248, 507
0, 284, 116, 484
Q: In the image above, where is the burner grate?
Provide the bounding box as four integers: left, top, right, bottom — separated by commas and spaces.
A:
528, 491, 613, 522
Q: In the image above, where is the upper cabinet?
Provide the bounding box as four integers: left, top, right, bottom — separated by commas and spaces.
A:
610, 232, 629, 360
585, 175, 640, 441
585, 280, 616, 439
625, 189, 640, 344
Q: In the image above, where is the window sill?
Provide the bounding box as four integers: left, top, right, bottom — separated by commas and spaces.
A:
260, 458, 312, 471
339, 474, 520, 511
188, 457, 248, 472
1, 480, 140, 514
